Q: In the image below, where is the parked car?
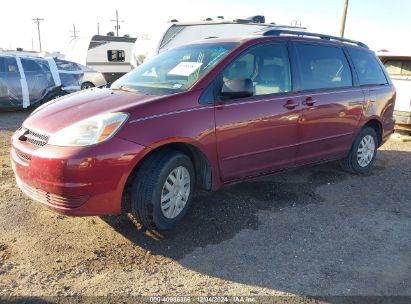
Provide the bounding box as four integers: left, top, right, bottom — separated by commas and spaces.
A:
78, 64, 107, 89
11, 30, 395, 230
0, 55, 83, 110
377, 52, 411, 131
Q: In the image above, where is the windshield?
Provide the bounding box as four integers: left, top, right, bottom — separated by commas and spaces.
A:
112, 42, 238, 95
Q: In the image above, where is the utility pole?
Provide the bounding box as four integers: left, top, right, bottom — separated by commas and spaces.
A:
32, 18, 44, 52
70, 24, 80, 39
97, 22, 100, 35
340, 0, 349, 38
110, 10, 124, 36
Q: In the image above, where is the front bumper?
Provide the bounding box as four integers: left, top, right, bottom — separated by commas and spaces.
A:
11, 132, 147, 216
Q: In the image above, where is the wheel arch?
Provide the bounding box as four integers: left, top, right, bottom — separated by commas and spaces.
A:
362, 118, 383, 146
121, 140, 214, 212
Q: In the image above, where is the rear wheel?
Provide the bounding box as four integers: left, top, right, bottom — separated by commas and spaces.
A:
81, 82, 95, 90
340, 127, 378, 174
131, 150, 195, 230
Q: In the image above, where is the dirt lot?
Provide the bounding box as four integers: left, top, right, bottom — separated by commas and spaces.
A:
0, 111, 410, 299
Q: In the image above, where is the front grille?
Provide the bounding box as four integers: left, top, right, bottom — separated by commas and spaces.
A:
16, 177, 89, 209
15, 150, 31, 162
23, 129, 49, 147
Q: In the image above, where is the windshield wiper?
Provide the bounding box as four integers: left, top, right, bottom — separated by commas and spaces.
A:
112, 85, 140, 93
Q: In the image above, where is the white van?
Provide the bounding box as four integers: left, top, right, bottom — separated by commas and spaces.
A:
378, 52, 411, 131
131, 18, 305, 68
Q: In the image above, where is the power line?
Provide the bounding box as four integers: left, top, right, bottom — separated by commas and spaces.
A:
32, 18, 44, 52
110, 10, 124, 37
70, 24, 80, 39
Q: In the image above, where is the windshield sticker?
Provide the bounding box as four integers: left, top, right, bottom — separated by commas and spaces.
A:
168, 62, 203, 77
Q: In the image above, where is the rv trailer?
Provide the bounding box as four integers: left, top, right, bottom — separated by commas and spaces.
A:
66, 35, 136, 83
131, 16, 306, 68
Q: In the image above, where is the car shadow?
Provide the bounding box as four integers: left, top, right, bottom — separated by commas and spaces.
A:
102, 149, 411, 295
102, 161, 348, 260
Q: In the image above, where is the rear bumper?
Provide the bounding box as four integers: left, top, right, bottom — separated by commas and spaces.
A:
11, 134, 147, 216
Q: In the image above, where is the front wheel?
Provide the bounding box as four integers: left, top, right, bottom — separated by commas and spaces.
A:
131, 150, 195, 230
340, 127, 378, 174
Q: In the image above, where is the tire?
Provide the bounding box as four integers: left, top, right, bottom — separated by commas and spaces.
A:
340, 126, 378, 174
81, 82, 95, 90
131, 150, 195, 230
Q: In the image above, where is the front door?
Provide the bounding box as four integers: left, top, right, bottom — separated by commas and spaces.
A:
213, 43, 301, 181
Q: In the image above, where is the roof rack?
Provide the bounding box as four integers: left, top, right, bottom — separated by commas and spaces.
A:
262, 29, 369, 49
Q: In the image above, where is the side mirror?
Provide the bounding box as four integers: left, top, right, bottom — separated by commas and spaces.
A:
220, 78, 254, 99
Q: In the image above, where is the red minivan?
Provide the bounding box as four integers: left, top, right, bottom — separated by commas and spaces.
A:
11, 31, 395, 230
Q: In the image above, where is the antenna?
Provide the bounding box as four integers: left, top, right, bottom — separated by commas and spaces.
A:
110, 9, 124, 37
32, 18, 44, 52
70, 24, 80, 39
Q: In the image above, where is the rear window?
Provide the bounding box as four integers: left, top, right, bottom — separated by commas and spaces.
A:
384, 59, 411, 76
295, 43, 353, 91
347, 48, 387, 86
54, 58, 81, 71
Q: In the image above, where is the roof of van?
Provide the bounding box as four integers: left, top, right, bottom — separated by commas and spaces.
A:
171, 20, 305, 28
187, 30, 368, 50
170, 20, 306, 30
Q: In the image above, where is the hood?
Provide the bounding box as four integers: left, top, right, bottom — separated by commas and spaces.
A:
23, 88, 163, 134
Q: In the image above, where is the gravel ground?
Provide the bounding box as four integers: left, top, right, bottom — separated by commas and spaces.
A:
0, 111, 410, 300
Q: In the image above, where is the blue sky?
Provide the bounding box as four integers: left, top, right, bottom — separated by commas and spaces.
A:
1, 0, 410, 53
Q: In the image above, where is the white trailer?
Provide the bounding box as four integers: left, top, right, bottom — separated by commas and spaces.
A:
66, 35, 136, 83
378, 51, 411, 131
131, 17, 305, 68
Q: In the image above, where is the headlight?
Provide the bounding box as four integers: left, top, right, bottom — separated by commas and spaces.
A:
48, 112, 128, 147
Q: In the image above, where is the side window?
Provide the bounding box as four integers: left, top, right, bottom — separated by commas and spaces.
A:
347, 47, 387, 86
21, 59, 42, 72
295, 43, 352, 90
0, 57, 4, 73
1, 57, 19, 73
221, 43, 291, 99
107, 50, 125, 62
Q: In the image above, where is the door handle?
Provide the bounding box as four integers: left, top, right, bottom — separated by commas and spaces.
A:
303, 96, 316, 106
283, 99, 298, 110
